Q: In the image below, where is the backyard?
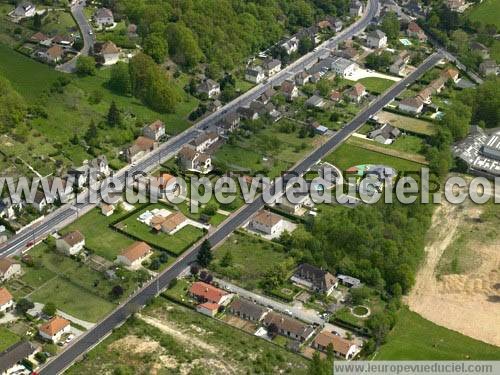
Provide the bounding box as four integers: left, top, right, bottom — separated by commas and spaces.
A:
0, 326, 20, 352
375, 110, 437, 136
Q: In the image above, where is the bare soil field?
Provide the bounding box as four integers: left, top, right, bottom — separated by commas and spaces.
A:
406, 197, 500, 347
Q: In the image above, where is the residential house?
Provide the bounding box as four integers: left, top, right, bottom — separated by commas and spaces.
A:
245, 66, 265, 84
406, 21, 427, 42
94, 7, 114, 28
0, 341, 38, 375
116, 241, 153, 269
278, 193, 312, 215
321, 16, 343, 32
196, 302, 219, 317
312, 331, 359, 359
311, 122, 328, 135
127, 23, 138, 38
94, 41, 120, 66
228, 298, 268, 322
251, 210, 284, 235
189, 132, 219, 153
0, 288, 14, 313
52, 35, 74, 47
440, 68, 459, 83
89, 155, 110, 178
143, 120, 165, 141
479, 60, 498, 76
263, 311, 315, 342
368, 123, 401, 144
32, 190, 47, 212
305, 95, 326, 109
178, 146, 212, 174
470, 41, 489, 59
38, 316, 71, 343
30, 32, 51, 46
150, 173, 179, 197
390, 57, 407, 75
160, 211, 188, 234
125, 136, 158, 163
330, 90, 342, 103
189, 281, 233, 306
43, 45, 64, 63
197, 79, 220, 99
238, 106, 260, 121
291, 263, 338, 295
337, 274, 361, 288
0, 258, 21, 282
331, 57, 357, 77
349, 0, 363, 17
56, 230, 85, 256
398, 96, 423, 114
429, 77, 446, 93
418, 87, 433, 104
13, 2, 35, 18
281, 80, 299, 101
218, 113, 240, 134
281, 37, 298, 55
100, 203, 115, 217
258, 87, 276, 105
295, 71, 311, 86
345, 83, 366, 103
262, 59, 281, 77
367, 30, 387, 49
0, 198, 19, 220
335, 47, 359, 61
446, 0, 465, 12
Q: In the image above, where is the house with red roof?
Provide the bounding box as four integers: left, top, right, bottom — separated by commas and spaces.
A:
189, 281, 233, 306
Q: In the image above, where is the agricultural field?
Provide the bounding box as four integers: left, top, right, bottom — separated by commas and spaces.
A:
209, 231, 296, 291
377, 308, 500, 360
468, 0, 500, 29
67, 298, 309, 374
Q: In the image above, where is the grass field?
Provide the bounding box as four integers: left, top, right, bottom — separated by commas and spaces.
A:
209, 231, 295, 291
352, 77, 395, 94
67, 298, 308, 374
325, 142, 425, 172
377, 308, 500, 360
0, 327, 20, 352
63, 208, 135, 261
347, 137, 428, 165
376, 110, 436, 136
117, 204, 204, 255
468, 0, 500, 29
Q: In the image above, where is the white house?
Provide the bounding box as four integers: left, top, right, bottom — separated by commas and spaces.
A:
367, 30, 387, 49
251, 210, 284, 235
245, 66, 265, 84
116, 241, 152, 269
262, 59, 282, 77
12, 2, 36, 18
94, 8, 114, 28
95, 41, 120, 65
399, 96, 424, 114
196, 302, 219, 317
197, 79, 220, 99
56, 231, 85, 256
0, 258, 22, 282
281, 37, 298, 55
331, 57, 358, 77
100, 203, 115, 217
39, 316, 71, 343
32, 190, 48, 212
188, 132, 219, 152
0, 288, 14, 313
349, 0, 363, 17
281, 80, 299, 101
178, 147, 212, 174
143, 120, 166, 141
313, 331, 360, 359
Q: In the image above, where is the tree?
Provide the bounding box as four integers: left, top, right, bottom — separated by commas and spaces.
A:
84, 119, 98, 146
380, 12, 400, 40
197, 239, 213, 267
143, 33, 168, 63
365, 51, 392, 70
110, 285, 124, 299
33, 13, 42, 30
350, 286, 371, 305
367, 312, 392, 347
107, 101, 121, 126
190, 265, 200, 275
220, 250, 233, 267
109, 62, 131, 95
16, 298, 34, 314
42, 302, 57, 317
309, 351, 331, 375
0, 75, 26, 131
166, 23, 204, 68
268, 323, 279, 338
76, 56, 96, 76
299, 37, 314, 55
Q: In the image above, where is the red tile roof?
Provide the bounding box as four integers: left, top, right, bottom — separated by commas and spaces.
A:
0, 288, 13, 305
39, 316, 70, 336
189, 282, 227, 304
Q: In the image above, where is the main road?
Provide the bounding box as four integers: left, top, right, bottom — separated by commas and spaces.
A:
0, 0, 378, 259
39, 48, 443, 375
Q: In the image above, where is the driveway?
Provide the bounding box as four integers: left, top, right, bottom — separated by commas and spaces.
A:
213, 277, 324, 325
57, 1, 94, 73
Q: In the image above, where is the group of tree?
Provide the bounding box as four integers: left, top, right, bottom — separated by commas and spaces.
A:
76, 56, 96, 76
379, 11, 400, 40
108, 53, 181, 113
0, 75, 26, 132
365, 51, 392, 70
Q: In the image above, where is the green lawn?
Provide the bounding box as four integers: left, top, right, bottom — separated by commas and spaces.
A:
62, 208, 135, 261
0, 327, 20, 352
376, 110, 436, 136
117, 204, 204, 255
352, 77, 395, 94
325, 142, 424, 172
209, 231, 295, 291
377, 308, 500, 360
29, 276, 115, 323
40, 10, 77, 36
468, 0, 500, 29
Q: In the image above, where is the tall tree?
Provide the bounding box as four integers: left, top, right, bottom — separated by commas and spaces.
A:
107, 101, 121, 126
380, 12, 400, 40
109, 62, 131, 95
143, 33, 168, 64
197, 239, 213, 267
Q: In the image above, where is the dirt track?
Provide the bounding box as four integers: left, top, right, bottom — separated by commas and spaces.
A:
406, 199, 500, 347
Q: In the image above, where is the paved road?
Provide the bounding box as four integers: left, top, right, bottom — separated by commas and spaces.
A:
0, 0, 378, 260
39, 49, 443, 375
57, 1, 95, 73
213, 277, 324, 325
